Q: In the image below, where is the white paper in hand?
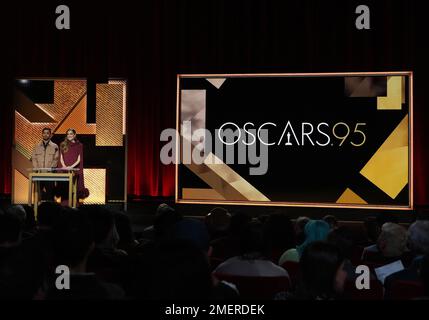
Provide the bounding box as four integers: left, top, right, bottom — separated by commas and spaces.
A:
374, 260, 404, 284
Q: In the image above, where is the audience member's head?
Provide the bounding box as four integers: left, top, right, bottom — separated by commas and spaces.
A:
377, 222, 408, 258
263, 213, 295, 254
37, 201, 64, 230
0, 209, 44, 299
0, 211, 22, 247
323, 215, 338, 230
408, 220, 429, 255
52, 209, 94, 271
153, 203, 182, 237
294, 216, 310, 245
83, 206, 118, 249
299, 241, 347, 299
228, 212, 251, 236
22, 205, 36, 232
205, 207, 231, 238
136, 239, 213, 300
239, 221, 264, 258
297, 220, 330, 256
363, 214, 399, 245
114, 210, 138, 250
6, 205, 26, 225
169, 218, 210, 253
327, 226, 355, 260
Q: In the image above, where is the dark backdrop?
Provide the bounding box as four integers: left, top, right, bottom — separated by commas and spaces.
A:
0, 0, 428, 206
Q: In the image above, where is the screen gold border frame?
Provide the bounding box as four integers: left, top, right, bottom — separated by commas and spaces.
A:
175, 71, 414, 211
11, 77, 129, 210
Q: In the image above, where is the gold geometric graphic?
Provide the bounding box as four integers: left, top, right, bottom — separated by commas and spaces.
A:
15, 111, 57, 159
14, 169, 29, 204
14, 89, 55, 123
206, 78, 227, 89
180, 86, 269, 202
37, 80, 87, 122
55, 94, 96, 135
360, 114, 409, 199
96, 82, 125, 146
377, 76, 405, 110
184, 145, 270, 201
82, 169, 106, 205
336, 188, 367, 204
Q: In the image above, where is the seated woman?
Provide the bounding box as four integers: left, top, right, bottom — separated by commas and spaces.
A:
283, 241, 347, 300
58, 128, 89, 206
278, 219, 330, 265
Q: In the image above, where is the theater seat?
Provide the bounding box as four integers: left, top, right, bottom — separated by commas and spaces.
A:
213, 273, 290, 299
343, 279, 384, 300
385, 280, 425, 300
280, 261, 301, 288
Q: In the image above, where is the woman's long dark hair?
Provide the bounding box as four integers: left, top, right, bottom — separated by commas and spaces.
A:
60, 128, 76, 153
299, 241, 345, 299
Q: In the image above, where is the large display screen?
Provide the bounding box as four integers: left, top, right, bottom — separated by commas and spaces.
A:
175, 72, 413, 210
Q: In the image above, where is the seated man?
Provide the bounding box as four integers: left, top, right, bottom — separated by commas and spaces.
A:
384, 220, 429, 296
362, 222, 412, 266
214, 221, 289, 278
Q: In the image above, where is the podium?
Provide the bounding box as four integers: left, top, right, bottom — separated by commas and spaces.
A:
28, 168, 79, 218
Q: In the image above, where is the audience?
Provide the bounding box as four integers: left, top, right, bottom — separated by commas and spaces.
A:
362, 222, 412, 266
407, 220, 429, 262
1, 201, 428, 300
363, 216, 382, 247
327, 226, 358, 280
294, 216, 310, 245
0, 210, 22, 248
6, 205, 26, 225
141, 203, 182, 240
0, 210, 45, 299
377, 223, 409, 259
114, 210, 139, 254
280, 241, 347, 300
139, 239, 215, 300
323, 215, 338, 230
279, 219, 330, 265
22, 202, 64, 278
205, 207, 231, 240
82, 206, 130, 287
362, 214, 399, 252
384, 220, 429, 293
130, 218, 238, 299
210, 212, 251, 261
262, 213, 295, 263
214, 221, 289, 278
46, 208, 124, 299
